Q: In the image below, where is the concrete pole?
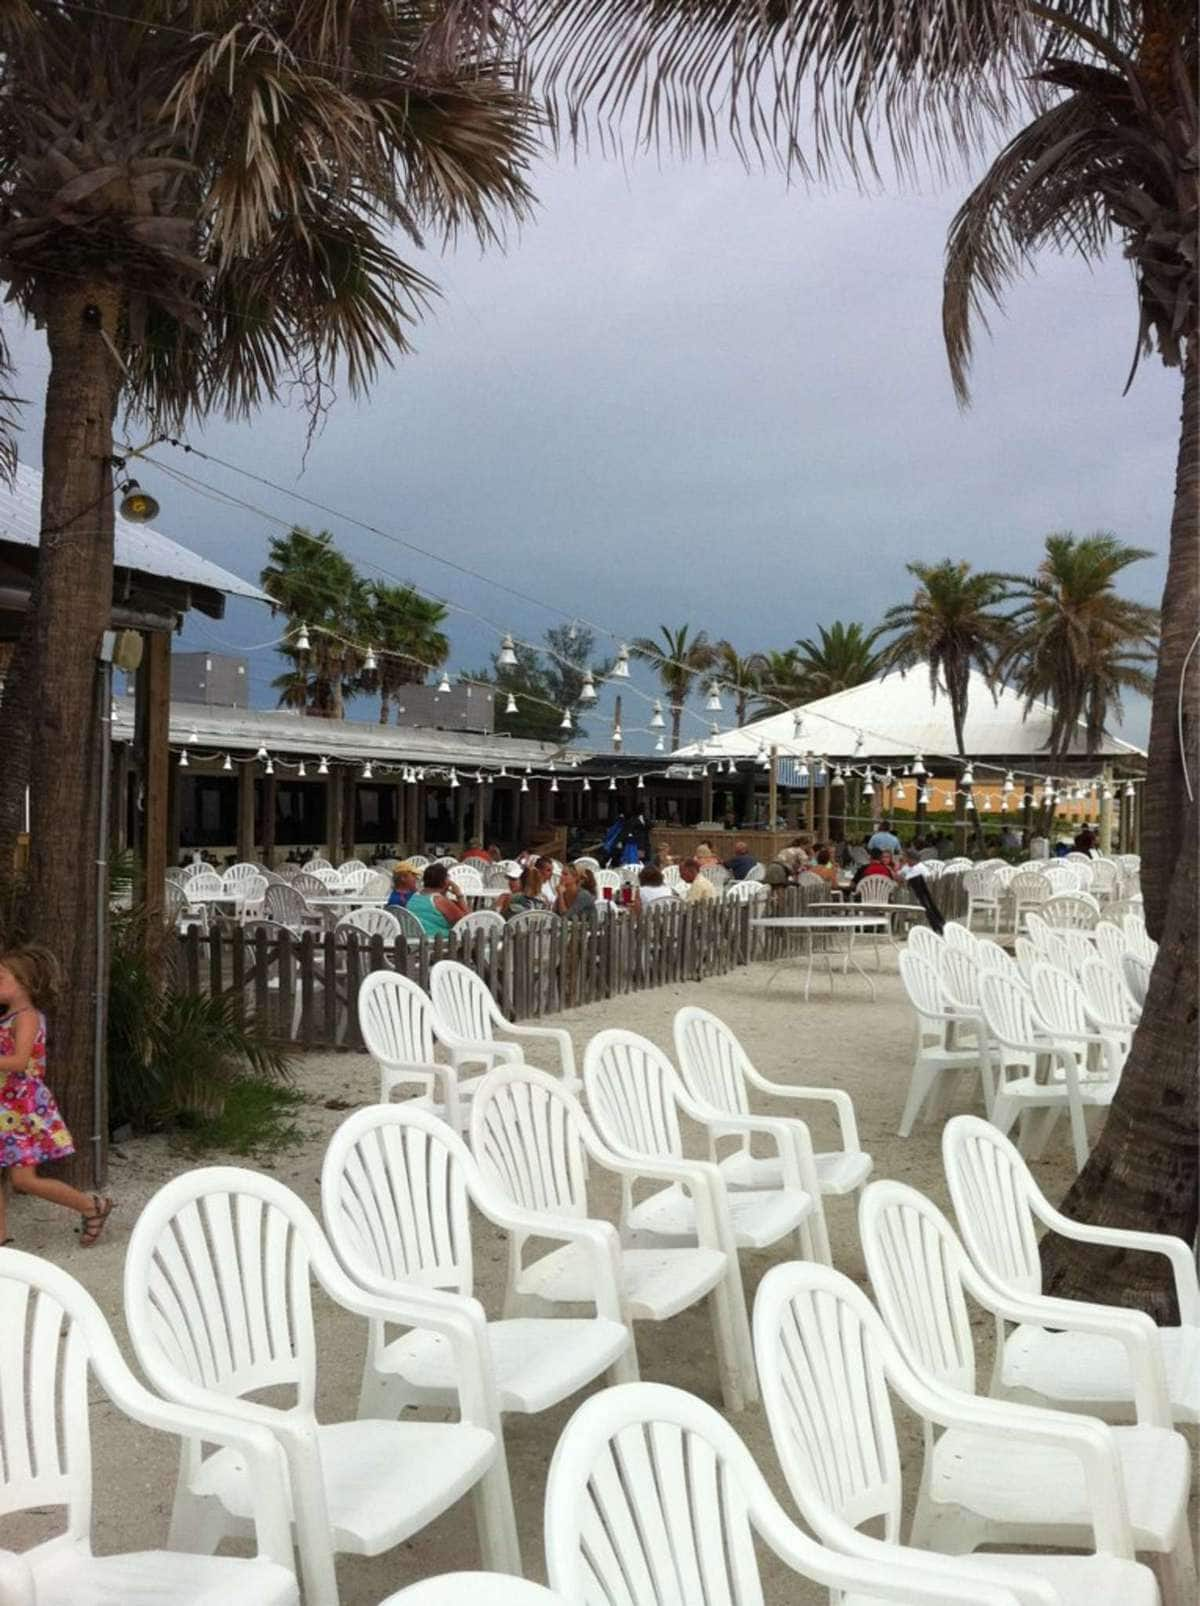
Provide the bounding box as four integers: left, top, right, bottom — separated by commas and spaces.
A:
1098, 763, 1114, 853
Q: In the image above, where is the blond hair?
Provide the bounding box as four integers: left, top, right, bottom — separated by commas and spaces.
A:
0, 944, 62, 1010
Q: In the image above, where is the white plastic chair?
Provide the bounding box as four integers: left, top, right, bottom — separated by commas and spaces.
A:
264, 882, 324, 935
0, 1247, 299, 1606
936, 945, 995, 1112
303, 856, 333, 872
406, 855, 431, 871
661, 862, 682, 888
858, 1181, 1195, 1602
698, 862, 729, 889
907, 923, 944, 963
897, 951, 985, 1137
852, 874, 898, 965
1009, 871, 1052, 934
292, 870, 330, 898
744, 861, 766, 882
979, 969, 1109, 1171
358, 969, 506, 1130
337, 859, 368, 876
571, 855, 599, 872
1041, 893, 1101, 931
454, 908, 505, 945
431, 959, 578, 1100
753, 1259, 1158, 1606
470, 1064, 749, 1411
672, 1004, 871, 1224
1122, 913, 1158, 963
321, 1104, 634, 1423
593, 868, 622, 898
124, 1167, 519, 1605
184, 870, 225, 903
944, 1114, 1200, 1427
944, 920, 978, 954
1094, 921, 1128, 972
1028, 962, 1124, 1163
1042, 864, 1082, 893
544, 1381, 1040, 1606
1122, 951, 1153, 1009
223, 862, 264, 885
722, 878, 767, 904
584, 1028, 821, 1265
453, 865, 485, 896
335, 905, 402, 941
963, 868, 1003, 935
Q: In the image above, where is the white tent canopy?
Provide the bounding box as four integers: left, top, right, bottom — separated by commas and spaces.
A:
672, 665, 1146, 765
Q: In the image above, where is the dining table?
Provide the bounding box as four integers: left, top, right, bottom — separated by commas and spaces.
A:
751, 913, 891, 1001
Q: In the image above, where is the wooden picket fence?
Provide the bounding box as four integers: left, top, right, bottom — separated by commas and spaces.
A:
173, 875, 967, 1051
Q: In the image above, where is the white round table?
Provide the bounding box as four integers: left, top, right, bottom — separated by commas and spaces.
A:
751, 914, 890, 1001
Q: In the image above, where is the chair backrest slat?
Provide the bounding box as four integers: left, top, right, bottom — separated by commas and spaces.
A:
583, 1030, 685, 1161
471, 1067, 590, 1218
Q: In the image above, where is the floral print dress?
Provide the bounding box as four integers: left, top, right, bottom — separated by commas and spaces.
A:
0, 1009, 74, 1167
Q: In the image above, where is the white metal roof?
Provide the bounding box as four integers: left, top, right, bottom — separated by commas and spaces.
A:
111, 697, 564, 769
673, 664, 1146, 764
0, 462, 268, 603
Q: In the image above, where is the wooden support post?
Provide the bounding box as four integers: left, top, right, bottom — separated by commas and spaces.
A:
804, 770, 816, 838
1022, 782, 1034, 846
394, 782, 404, 853
954, 784, 967, 854
167, 762, 182, 867
326, 768, 342, 860
476, 780, 488, 845
818, 774, 830, 843
454, 780, 467, 849
261, 772, 277, 867
1098, 764, 1114, 852
237, 760, 256, 862
767, 746, 778, 831
139, 629, 170, 918
341, 769, 357, 860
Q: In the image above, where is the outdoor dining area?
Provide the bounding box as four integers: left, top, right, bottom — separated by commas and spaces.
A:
3, 830, 1195, 1606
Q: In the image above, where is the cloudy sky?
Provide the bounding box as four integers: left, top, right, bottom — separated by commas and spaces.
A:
8, 143, 1179, 750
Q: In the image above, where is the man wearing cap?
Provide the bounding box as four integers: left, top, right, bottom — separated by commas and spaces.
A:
387, 863, 420, 910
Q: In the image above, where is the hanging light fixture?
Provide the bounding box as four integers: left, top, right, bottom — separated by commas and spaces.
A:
650, 700, 665, 729
188, 727, 199, 744
362, 646, 377, 673
895, 781, 906, 801
961, 764, 975, 787
405, 766, 416, 784
608, 776, 617, 791
264, 757, 274, 776
298, 761, 306, 778
1003, 770, 1015, 793
637, 774, 645, 789
505, 693, 518, 715
1102, 786, 1113, 801
255, 746, 268, 761
222, 753, 232, 772
853, 729, 864, 753
560, 709, 573, 732
294, 622, 311, 653
831, 766, 845, 787
999, 795, 1008, 813
919, 786, 930, 806
582, 776, 591, 793
579, 670, 597, 704
612, 644, 630, 679
964, 792, 975, 811
612, 724, 623, 748
361, 761, 372, 779
792, 714, 805, 740
816, 756, 828, 782
1123, 781, 1135, 798
498, 634, 519, 669
797, 756, 809, 781
437, 670, 452, 694
318, 756, 329, 776
912, 754, 927, 777
549, 776, 558, 793
708, 722, 720, 738
525, 764, 532, 775
883, 766, 894, 786
449, 769, 459, 789
178, 749, 188, 768
498, 765, 508, 778
705, 684, 723, 713
655, 736, 664, 752
519, 776, 528, 793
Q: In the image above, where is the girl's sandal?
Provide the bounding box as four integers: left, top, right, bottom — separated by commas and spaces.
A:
79, 1196, 114, 1247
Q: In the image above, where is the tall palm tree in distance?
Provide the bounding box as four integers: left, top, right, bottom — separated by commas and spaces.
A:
752, 647, 807, 715
878, 561, 1011, 756
792, 621, 884, 699
714, 642, 768, 725
362, 582, 451, 725
631, 625, 718, 748
262, 528, 364, 719
998, 533, 1158, 760
0, 1, 533, 1182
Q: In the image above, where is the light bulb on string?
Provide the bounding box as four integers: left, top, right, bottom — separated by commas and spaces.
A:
650, 700, 665, 729
883, 767, 894, 786
255, 746, 268, 762
612, 644, 630, 679
964, 792, 974, 811
222, 754, 232, 772
792, 714, 805, 740
188, 727, 199, 744
1003, 771, 1014, 793
449, 769, 459, 789
895, 782, 906, 801
264, 757, 274, 775
654, 736, 664, 752
708, 722, 719, 738
361, 761, 372, 779
961, 764, 975, 787
294, 622, 311, 653
525, 764, 532, 775
797, 756, 809, 781
999, 795, 1008, 813
519, 776, 528, 793
1124, 781, 1135, 798
637, 774, 645, 789
498, 765, 508, 778
832, 766, 845, 787
505, 693, 518, 715
816, 756, 828, 782
579, 671, 597, 704
498, 634, 518, 669
853, 729, 864, 753
318, 756, 329, 776
912, 754, 927, 777
550, 776, 558, 792
919, 786, 930, 806
1102, 786, 1113, 801
438, 671, 452, 694
612, 725, 623, 749
178, 749, 188, 768
862, 768, 874, 797
608, 776, 617, 792
705, 684, 722, 713
363, 646, 377, 673
560, 709, 573, 732
582, 776, 591, 793
298, 761, 306, 778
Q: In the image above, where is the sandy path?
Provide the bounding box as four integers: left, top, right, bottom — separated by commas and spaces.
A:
6, 952, 1191, 1602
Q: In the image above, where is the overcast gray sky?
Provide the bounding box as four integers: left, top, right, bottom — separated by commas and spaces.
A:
9, 146, 1178, 749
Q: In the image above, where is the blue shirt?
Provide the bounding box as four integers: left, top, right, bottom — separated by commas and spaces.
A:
868, 830, 901, 854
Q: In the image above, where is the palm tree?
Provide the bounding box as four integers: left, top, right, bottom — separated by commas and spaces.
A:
998, 533, 1158, 759
878, 561, 1012, 756
792, 622, 884, 699
362, 582, 451, 724
0, 3, 532, 1182
714, 643, 768, 725
261, 529, 364, 719
630, 625, 718, 748
753, 647, 807, 715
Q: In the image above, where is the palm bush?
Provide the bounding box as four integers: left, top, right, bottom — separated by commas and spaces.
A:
108, 909, 293, 1133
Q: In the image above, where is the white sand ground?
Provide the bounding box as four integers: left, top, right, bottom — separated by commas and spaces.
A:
5, 951, 1193, 1602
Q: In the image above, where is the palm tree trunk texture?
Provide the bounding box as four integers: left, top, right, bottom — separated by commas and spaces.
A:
0, 610, 37, 908
26, 282, 122, 1188
1041, 337, 1199, 1320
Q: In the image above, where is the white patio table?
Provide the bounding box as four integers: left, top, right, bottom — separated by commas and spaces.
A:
751, 913, 890, 1001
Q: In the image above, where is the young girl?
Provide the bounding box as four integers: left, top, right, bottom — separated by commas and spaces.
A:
0, 945, 113, 1247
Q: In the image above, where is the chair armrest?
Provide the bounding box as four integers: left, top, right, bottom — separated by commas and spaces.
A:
887, 1361, 1133, 1556
743, 1074, 863, 1153
688, 1106, 810, 1192
581, 1138, 734, 1256
471, 1183, 625, 1324
438, 1029, 523, 1066
499, 1021, 577, 1081
1030, 1200, 1200, 1326
810, 1525, 1058, 1606
962, 1261, 1172, 1427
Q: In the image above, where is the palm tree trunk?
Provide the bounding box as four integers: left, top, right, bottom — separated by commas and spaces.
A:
0, 610, 37, 908
26, 281, 123, 1189
1041, 334, 1199, 1319
671, 703, 683, 750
